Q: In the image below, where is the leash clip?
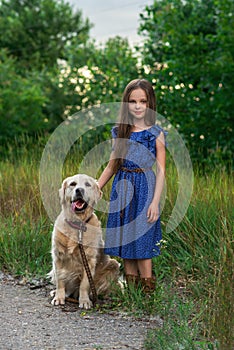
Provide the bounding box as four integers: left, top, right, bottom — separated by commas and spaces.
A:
78, 229, 83, 244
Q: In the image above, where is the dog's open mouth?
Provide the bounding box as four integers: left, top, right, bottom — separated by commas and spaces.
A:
71, 198, 88, 212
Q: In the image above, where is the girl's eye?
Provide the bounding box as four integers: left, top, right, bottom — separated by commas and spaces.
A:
85, 182, 91, 187
129, 100, 147, 104
70, 182, 77, 186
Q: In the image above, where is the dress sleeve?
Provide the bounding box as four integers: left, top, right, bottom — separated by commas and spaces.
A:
150, 125, 168, 147
111, 126, 118, 139
111, 126, 118, 150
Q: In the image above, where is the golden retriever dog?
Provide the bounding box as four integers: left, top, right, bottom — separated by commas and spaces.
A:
48, 174, 119, 309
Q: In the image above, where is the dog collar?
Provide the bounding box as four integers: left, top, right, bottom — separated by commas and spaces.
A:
65, 216, 92, 232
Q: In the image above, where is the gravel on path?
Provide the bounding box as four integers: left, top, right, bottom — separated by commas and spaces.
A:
0, 275, 162, 350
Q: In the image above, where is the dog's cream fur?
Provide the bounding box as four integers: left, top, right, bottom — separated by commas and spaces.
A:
49, 174, 119, 309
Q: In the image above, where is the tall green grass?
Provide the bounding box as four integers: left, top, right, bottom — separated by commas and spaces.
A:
157, 168, 233, 349
0, 135, 233, 349
0, 137, 51, 277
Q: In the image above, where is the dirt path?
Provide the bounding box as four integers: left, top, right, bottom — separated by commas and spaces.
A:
0, 274, 162, 350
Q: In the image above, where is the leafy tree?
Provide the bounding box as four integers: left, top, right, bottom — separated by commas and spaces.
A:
0, 2, 138, 144
0, 0, 93, 141
0, 0, 91, 71
0, 49, 49, 142
87, 36, 139, 104
138, 0, 234, 166
58, 36, 139, 115
54, 36, 139, 153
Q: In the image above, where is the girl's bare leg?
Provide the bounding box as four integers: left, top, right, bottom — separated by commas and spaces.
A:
124, 259, 138, 276
137, 259, 152, 278
124, 259, 155, 292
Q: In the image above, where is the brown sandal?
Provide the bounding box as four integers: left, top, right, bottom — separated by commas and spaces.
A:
140, 276, 156, 293
125, 274, 140, 288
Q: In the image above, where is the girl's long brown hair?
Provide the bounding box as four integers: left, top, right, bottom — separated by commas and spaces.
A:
112, 79, 157, 173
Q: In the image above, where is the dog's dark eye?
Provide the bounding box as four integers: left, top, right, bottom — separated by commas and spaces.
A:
70, 182, 77, 186
85, 182, 91, 187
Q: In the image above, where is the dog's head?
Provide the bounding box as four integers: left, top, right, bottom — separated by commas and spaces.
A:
59, 174, 102, 220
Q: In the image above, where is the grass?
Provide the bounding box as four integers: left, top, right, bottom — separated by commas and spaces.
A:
0, 135, 233, 349
0, 218, 51, 277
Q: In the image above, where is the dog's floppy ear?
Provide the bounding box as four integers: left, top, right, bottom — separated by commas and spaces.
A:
59, 179, 68, 204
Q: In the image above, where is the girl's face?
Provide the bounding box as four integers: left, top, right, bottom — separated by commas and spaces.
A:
128, 88, 148, 120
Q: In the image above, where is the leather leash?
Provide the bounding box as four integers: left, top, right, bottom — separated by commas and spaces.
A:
65, 218, 97, 307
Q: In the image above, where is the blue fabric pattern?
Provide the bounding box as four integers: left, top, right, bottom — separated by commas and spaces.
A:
104, 125, 167, 259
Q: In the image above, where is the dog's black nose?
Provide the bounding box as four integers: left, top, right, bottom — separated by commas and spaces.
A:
75, 187, 84, 197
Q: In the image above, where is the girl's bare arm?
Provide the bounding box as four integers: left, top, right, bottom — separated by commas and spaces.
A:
147, 132, 166, 223
97, 154, 115, 190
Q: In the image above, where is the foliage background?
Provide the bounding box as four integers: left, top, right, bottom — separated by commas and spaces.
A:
0, 0, 233, 166
138, 0, 234, 166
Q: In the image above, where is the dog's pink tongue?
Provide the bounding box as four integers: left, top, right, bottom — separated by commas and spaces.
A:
71, 200, 84, 211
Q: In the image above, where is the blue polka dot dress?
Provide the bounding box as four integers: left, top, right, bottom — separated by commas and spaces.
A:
104, 125, 167, 259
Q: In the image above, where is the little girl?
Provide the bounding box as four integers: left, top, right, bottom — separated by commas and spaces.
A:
98, 79, 167, 292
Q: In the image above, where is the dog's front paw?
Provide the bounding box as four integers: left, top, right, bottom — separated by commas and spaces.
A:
51, 290, 65, 306
50, 289, 56, 297
51, 296, 65, 306
79, 297, 93, 309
